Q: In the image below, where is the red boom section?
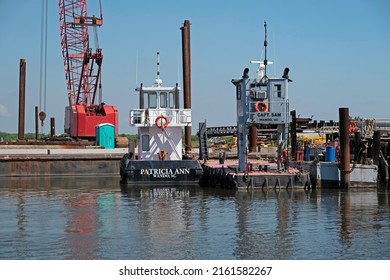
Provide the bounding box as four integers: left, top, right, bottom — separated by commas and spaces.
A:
59, 0, 118, 138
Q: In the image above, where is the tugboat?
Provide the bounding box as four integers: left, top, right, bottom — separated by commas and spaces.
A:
201, 20, 312, 189
120, 52, 203, 185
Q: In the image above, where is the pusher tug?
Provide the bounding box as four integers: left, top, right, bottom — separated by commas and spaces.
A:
120, 52, 203, 185
201, 21, 311, 189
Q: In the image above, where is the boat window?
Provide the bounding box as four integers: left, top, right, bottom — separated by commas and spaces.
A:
141, 134, 150, 151
274, 84, 282, 98
142, 92, 149, 108
148, 93, 157, 108
160, 92, 167, 108
169, 92, 174, 108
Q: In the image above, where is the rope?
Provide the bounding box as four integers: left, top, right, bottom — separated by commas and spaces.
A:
39, 0, 48, 131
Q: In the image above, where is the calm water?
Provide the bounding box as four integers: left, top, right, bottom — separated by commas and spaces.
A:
0, 176, 389, 260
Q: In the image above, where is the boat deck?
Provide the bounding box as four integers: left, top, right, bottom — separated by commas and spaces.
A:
201, 159, 311, 190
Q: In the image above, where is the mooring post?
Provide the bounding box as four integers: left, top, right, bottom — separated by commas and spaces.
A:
18, 58, 26, 141
373, 130, 381, 166
181, 20, 192, 149
50, 117, 56, 137
35, 106, 39, 140
388, 141, 390, 190
290, 110, 297, 160
354, 130, 361, 161
339, 107, 350, 188
249, 124, 257, 152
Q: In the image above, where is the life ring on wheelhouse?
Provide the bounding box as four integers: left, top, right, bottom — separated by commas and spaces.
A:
254, 101, 269, 112
155, 115, 169, 129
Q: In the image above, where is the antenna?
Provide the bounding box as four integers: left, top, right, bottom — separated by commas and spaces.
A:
250, 20, 273, 81
99, 0, 103, 19
177, 42, 181, 85
155, 51, 162, 86
157, 51, 160, 80
135, 50, 138, 86
263, 20, 268, 77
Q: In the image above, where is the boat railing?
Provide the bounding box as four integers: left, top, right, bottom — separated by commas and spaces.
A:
130, 108, 191, 127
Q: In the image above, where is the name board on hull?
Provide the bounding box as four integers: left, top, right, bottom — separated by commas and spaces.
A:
140, 168, 190, 179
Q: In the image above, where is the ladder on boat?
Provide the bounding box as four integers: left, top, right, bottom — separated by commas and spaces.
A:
198, 122, 209, 160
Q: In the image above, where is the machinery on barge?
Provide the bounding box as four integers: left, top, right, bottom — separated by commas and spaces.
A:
120, 52, 203, 185
59, 0, 118, 138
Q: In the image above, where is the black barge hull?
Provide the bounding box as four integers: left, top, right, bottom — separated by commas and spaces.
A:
120, 155, 203, 185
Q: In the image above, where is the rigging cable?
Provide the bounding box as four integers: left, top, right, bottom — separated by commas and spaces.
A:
39, 0, 48, 130
95, 0, 102, 104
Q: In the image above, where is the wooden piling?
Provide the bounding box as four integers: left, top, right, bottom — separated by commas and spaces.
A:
249, 124, 257, 152
372, 130, 381, 166
35, 106, 39, 140
50, 117, 55, 137
18, 59, 26, 141
339, 108, 350, 188
181, 20, 192, 149
290, 110, 297, 160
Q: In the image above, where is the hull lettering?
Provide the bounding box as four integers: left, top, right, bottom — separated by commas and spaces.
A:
140, 168, 191, 179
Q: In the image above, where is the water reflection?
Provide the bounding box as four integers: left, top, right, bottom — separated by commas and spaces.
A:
120, 186, 197, 259
0, 177, 389, 259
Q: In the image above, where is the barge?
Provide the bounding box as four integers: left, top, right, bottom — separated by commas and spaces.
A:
201, 159, 311, 189
0, 145, 126, 177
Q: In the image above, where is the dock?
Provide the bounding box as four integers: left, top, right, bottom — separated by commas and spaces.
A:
0, 145, 127, 177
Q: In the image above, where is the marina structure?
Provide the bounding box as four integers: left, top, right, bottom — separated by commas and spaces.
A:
1, 16, 389, 189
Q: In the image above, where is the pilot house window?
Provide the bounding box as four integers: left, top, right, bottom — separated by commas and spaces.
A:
274, 84, 282, 98
160, 92, 167, 108
148, 93, 157, 108
169, 92, 174, 108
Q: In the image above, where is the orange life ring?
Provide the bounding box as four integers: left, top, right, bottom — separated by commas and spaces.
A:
349, 121, 357, 134
155, 115, 169, 129
254, 101, 268, 112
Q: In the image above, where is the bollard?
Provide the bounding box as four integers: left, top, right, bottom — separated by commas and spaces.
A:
339, 108, 350, 188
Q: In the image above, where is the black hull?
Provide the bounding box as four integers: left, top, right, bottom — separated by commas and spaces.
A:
120, 154, 203, 185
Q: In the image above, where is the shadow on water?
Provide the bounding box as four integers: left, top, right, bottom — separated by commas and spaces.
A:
1, 177, 390, 259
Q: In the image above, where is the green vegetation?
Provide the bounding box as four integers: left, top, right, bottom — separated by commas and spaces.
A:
0, 132, 200, 146
191, 135, 199, 147
118, 133, 137, 142
0, 132, 46, 142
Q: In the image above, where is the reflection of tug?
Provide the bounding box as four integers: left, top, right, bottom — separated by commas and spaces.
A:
120, 52, 203, 185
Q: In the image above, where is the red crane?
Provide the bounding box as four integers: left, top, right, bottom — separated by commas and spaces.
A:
59, 0, 117, 138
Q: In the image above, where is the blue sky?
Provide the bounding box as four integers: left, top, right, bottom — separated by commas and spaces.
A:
0, 0, 389, 134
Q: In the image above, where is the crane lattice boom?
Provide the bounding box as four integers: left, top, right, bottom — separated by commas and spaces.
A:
58, 0, 118, 138
59, 0, 102, 107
